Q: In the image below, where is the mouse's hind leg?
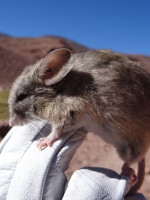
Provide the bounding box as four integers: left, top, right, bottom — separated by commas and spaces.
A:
121, 162, 138, 184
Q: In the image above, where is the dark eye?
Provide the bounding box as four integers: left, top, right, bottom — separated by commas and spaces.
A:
17, 93, 28, 102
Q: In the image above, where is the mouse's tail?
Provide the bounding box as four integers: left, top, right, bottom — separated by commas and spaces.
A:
127, 158, 145, 196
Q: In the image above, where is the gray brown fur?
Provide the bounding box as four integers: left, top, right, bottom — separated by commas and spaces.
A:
9, 49, 150, 194
9, 49, 150, 163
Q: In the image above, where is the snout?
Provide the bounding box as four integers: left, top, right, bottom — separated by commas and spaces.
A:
9, 114, 25, 127
9, 117, 15, 127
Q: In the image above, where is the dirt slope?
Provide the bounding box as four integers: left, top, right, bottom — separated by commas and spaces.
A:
0, 36, 88, 89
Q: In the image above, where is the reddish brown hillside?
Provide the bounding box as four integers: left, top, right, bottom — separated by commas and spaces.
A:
0, 35, 150, 89
0, 36, 88, 89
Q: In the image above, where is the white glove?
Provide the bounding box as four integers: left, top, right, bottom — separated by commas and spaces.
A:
0, 121, 146, 200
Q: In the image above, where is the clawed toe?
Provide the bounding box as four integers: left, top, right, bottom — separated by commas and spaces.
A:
37, 138, 48, 150
37, 136, 57, 150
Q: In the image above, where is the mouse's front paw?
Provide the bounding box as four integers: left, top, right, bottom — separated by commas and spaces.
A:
37, 136, 57, 150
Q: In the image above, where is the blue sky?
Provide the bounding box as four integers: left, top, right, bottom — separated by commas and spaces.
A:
0, 0, 150, 55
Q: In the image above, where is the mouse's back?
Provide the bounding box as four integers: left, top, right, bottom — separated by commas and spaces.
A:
8, 48, 150, 163
71, 50, 150, 163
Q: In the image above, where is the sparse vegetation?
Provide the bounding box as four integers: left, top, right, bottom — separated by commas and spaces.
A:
0, 90, 9, 120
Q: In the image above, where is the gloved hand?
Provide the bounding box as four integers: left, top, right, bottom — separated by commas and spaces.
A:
0, 121, 146, 200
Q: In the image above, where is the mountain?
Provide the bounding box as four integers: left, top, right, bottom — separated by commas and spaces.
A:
0, 36, 89, 89
0, 33, 10, 38
0, 35, 150, 89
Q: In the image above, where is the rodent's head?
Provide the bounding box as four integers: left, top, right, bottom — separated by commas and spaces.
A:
8, 48, 73, 126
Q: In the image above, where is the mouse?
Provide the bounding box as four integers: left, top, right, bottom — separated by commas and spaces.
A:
8, 48, 150, 194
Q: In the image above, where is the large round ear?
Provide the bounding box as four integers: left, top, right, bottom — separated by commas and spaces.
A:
42, 48, 73, 85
